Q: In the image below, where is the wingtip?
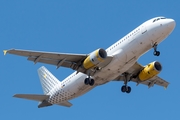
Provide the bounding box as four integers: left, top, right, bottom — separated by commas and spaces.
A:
3, 50, 7, 55
13, 94, 18, 97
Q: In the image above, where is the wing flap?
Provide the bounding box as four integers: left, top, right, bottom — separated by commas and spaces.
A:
139, 76, 169, 88
28, 56, 74, 68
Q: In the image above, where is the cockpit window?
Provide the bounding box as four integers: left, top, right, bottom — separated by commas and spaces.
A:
153, 19, 156, 22
153, 17, 166, 22
160, 17, 166, 19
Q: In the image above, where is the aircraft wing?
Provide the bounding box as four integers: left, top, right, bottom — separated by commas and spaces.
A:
114, 62, 169, 88
4, 49, 113, 75
4, 49, 87, 67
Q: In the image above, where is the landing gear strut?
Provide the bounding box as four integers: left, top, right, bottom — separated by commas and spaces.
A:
121, 73, 131, 94
84, 77, 95, 86
153, 43, 160, 56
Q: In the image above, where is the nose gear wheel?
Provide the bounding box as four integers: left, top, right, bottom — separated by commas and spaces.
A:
152, 42, 160, 56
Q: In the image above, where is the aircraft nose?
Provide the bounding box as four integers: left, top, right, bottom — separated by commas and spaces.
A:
167, 19, 176, 31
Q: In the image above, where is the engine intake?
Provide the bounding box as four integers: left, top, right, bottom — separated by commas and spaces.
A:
138, 61, 162, 81
83, 48, 107, 69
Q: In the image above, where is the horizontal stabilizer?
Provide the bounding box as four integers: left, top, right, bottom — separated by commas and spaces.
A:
57, 101, 72, 107
38, 100, 52, 108
13, 94, 50, 101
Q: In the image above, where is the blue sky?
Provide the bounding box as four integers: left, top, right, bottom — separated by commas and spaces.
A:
1, 0, 179, 120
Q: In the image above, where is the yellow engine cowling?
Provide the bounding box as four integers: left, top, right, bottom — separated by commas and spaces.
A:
83, 48, 107, 69
138, 61, 162, 81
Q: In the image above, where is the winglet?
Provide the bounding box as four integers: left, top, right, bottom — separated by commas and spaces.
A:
164, 86, 167, 90
3, 50, 7, 55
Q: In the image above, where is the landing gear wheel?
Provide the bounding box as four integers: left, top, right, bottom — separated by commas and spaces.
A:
121, 85, 131, 93
153, 51, 156, 56
121, 85, 126, 93
156, 51, 160, 56
126, 86, 131, 93
153, 51, 160, 56
84, 78, 95, 86
84, 78, 90, 85
89, 79, 95, 86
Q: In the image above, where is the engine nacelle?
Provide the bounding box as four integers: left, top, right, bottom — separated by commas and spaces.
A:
83, 48, 107, 69
138, 61, 162, 81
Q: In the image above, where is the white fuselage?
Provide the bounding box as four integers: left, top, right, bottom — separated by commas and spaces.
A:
47, 17, 175, 104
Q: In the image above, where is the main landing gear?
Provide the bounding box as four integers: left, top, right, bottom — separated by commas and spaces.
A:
121, 73, 132, 94
121, 85, 131, 93
153, 42, 160, 56
84, 77, 95, 86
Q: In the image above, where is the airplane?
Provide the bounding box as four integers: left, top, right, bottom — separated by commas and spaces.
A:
4, 16, 175, 108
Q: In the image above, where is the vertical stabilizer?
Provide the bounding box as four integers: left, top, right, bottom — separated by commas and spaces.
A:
38, 66, 60, 95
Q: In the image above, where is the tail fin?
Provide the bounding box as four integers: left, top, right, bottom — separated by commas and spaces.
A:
38, 66, 61, 95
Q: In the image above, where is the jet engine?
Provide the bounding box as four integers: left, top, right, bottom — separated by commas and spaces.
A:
138, 61, 162, 81
83, 48, 107, 69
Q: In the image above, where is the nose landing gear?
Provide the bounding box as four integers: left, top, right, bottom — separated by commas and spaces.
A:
153, 42, 160, 56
